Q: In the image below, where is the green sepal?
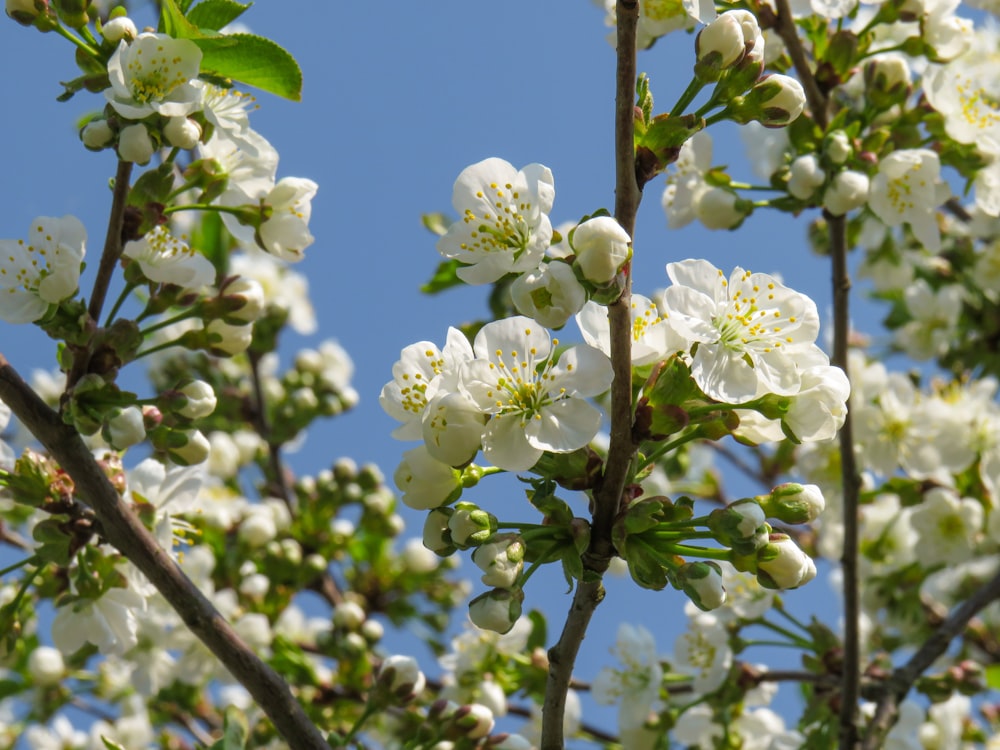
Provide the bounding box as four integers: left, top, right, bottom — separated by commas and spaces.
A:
526, 609, 548, 652
220, 705, 250, 750
526, 479, 574, 526
530, 447, 603, 491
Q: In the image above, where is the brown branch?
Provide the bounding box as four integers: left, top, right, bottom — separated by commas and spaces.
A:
88, 159, 134, 328
541, 1, 642, 747
861, 568, 1000, 749
772, 0, 828, 129
0, 353, 330, 750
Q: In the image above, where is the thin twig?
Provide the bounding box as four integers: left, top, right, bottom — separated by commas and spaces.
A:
88, 160, 134, 328
540, 2, 641, 747
0, 353, 330, 750
772, 0, 828, 130
861, 568, 1000, 748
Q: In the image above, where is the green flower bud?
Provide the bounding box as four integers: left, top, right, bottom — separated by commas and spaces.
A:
759, 483, 826, 524
468, 587, 523, 634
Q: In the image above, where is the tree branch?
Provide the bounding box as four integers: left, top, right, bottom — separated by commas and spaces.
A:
861, 568, 1000, 749
541, 1, 641, 746
88, 159, 134, 329
0, 353, 330, 750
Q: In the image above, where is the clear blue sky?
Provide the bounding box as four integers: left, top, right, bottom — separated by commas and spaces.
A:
0, 1, 876, 741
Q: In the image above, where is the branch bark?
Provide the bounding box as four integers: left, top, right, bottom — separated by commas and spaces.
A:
0, 353, 330, 750
541, 1, 641, 746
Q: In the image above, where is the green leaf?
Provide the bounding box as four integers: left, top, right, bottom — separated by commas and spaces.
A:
222, 705, 249, 750
986, 663, 1000, 690
187, 0, 253, 31
195, 34, 302, 101
526, 609, 547, 652
160, 0, 204, 38
421, 259, 463, 294
101, 738, 128, 750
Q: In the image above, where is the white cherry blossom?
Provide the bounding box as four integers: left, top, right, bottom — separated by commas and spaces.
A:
0, 215, 86, 324
458, 316, 613, 472
437, 158, 555, 285
868, 149, 950, 252
660, 259, 823, 403
122, 225, 216, 290
575, 294, 684, 366
105, 32, 203, 119
591, 623, 663, 730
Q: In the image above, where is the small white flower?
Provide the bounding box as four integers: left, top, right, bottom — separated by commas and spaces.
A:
673, 611, 733, 693
421, 391, 487, 466
660, 259, 823, 403
0, 215, 86, 324
437, 158, 555, 285
868, 149, 950, 252
257, 177, 318, 262
787, 154, 825, 200
393, 444, 463, 510
907, 487, 983, 565
52, 585, 147, 656
122, 226, 216, 290
592, 623, 662, 730
509, 260, 587, 328
663, 131, 713, 229
459, 316, 613, 472
576, 294, 684, 366
105, 32, 203, 119
27, 646, 65, 686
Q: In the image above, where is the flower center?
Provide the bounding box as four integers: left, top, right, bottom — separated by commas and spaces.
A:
458, 182, 533, 257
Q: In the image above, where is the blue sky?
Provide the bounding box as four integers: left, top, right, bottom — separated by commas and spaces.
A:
0, 1, 880, 742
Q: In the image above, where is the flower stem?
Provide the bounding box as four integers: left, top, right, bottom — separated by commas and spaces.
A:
0, 555, 37, 579
638, 429, 700, 472
104, 281, 139, 327
669, 77, 708, 118
755, 618, 816, 650
139, 309, 199, 337
518, 541, 563, 588
53, 23, 101, 58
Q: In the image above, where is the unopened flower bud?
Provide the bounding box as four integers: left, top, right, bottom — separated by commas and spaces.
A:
206, 320, 252, 356
468, 587, 523, 634
163, 115, 202, 149
759, 483, 826, 524
101, 15, 136, 42
394, 444, 463, 510
756, 533, 816, 589
81, 119, 114, 150
239, 511, 277, 547
448, 502, 498, 548
694, 187, 751, 229
361, 619, 384, 643
731, 74, 806, 127
177, 380, 217, 419
864, 55, 911, 110
696, 12, 748, 74
168, 429, 210, 466
787, 154, 825, 200
332, 600, 366, 631
423, 507, 457, 556
117, 123, 155, 165
825, 130, 852, 165
223, 277, 265, 322
452, 703, 495, 740
823, 170, 869, 215
571, 215, 631, 285
491, 734, 534, 750
104, 405, 146, 449
708, 499, 768, 553
471, 533, 525, 589
27, 646, 65, 686
677, 561, 727, 611
510, 260, 587, 329
377, 654, 426, 705
6, 0, 48, 25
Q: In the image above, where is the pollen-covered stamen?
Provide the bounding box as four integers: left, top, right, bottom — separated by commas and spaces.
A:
458, 183, 535, 257
127, 44, 192, 103
631, 298, 668, 341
